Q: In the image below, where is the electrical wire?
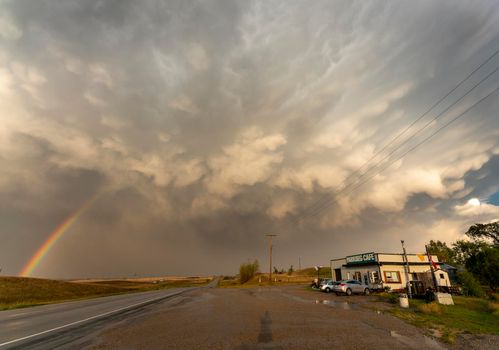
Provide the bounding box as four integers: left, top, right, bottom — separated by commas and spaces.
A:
292, 49, 499, 223
304, 84, 499, 221
293, 48, 499, 222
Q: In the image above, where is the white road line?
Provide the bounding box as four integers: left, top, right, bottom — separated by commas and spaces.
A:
0, 290, 185, 348
6, 313, 28, 318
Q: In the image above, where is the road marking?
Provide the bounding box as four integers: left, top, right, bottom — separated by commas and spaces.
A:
0, 290, 186, 348
6, 313, 29, 318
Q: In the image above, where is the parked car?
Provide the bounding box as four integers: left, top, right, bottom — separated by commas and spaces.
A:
311, 278, 330, 289
320, 280, 338, 293
333, 280, 370, 296
319, 278, 331, 288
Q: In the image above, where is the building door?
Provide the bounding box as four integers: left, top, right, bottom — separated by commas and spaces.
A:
334, 268, 342, 281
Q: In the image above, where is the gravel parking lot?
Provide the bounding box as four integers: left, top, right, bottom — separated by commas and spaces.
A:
89, 285, 448, 349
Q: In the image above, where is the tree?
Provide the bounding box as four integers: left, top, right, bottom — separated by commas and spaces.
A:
452, 240, 488, 266
452, 240, 499, 291
288, 265, 294, 275
456, 270, 484, 297
239, 259, 259, 284
426, 240, 456, 265
466, 246, 499, 291
465, 222, 499, 245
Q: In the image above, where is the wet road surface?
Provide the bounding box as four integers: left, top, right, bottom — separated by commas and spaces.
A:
89, 285, 448, 350
0, 278, 219, 349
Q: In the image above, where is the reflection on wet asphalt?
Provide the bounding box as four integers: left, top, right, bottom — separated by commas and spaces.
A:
238, 310, 283, 350
314, 299, 359, 310
257, 311, 272, 343
390, 330, 445, 349
280, 290, 361, 311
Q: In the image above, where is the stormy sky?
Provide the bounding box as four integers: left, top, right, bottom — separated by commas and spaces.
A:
1, 0, 498, 278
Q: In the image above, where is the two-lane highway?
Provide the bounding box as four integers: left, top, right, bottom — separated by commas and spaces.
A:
0, 279, 217, 349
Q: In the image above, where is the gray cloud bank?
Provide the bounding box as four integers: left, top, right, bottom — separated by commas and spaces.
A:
1, 0, 498, 278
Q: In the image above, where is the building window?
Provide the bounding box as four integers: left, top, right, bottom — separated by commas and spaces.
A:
369, 271, 380, 283
384, 271, 401, 283
354, 271, 361, 282
439, 273, 445, 279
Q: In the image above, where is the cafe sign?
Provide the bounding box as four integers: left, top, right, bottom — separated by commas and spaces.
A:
346, 252, 376, 265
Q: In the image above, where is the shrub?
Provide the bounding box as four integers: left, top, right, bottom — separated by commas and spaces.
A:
486, 301, 499, 316
457, 270, 484, 297
387, 293, 399, 304
417, 302, 443, 315
239, 260, 259, 284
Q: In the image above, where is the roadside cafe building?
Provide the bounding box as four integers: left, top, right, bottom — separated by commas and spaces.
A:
330, 252, 452, 293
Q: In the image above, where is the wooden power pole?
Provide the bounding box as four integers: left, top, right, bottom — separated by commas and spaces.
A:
266, 234, 277, 283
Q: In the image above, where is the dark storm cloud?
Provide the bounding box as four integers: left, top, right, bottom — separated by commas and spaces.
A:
1, 0, 498, 277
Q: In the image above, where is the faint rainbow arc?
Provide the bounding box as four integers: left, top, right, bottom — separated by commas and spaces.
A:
20, 195, 98, 277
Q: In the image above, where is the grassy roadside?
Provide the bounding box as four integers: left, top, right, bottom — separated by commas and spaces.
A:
218, 267, 331, 288
218, 271, 321, 288
377, 293, 499, 343
0, 276, 212, 310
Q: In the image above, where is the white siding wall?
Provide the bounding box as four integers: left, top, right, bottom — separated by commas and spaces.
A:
380, 264, 450, 290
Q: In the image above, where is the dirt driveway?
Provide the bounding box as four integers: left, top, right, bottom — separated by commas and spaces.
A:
89, 285, 446, 349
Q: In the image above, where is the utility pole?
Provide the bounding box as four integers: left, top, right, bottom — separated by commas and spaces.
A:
298, 257, 301, 271
401, 240, 412, 298
266, 234, 277, 284
425, 244, 439, 292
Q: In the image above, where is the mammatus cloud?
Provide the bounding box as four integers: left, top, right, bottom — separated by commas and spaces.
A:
0, 0, 498, 277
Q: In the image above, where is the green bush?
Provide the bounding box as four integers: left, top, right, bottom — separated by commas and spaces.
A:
389, 293, 400, 304
239, 260, 259, 284
457, 270, 484, 297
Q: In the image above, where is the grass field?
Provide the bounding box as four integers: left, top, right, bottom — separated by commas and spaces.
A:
0, 276, 212, 310
218, 267, 331, 287
383, 294, 499, 343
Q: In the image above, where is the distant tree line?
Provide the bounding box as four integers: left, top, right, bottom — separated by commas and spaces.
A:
272, 265, 294, 275
427, 222, 499, 296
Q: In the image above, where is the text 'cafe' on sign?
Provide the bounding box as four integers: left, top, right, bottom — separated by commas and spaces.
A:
345, 253, 376, 265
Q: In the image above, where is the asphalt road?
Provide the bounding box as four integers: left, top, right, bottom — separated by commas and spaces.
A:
91, 285, 451, 350
0, 281, 215, 349
3, 282, 496, 349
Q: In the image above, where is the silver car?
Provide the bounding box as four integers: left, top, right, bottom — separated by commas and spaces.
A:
320, 280, 338, 293
333, 280, 370, 296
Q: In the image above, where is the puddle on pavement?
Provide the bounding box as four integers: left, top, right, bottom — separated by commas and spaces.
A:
390, 330, 444, 349
315, 299, 359, 310
281, 292, 362, 311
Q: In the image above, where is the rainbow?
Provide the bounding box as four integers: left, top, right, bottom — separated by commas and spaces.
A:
20, 196, 97, 277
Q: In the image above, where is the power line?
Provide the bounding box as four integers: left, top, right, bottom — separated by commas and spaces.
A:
354, 47, 499, 176
293, 48, 499, 223
292, 50, 499, 224
303, 84, 499, 220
